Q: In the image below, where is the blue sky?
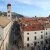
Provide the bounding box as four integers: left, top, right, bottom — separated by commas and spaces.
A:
0, 0, 50, 17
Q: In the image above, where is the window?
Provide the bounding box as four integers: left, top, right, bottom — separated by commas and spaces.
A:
41, 35, 43, 39
0, 35, 2, 40
13, 40, 17, 45
45, 40, 48, 44
41, 32, 43, 33
27, 33, 29, 35
27, 43, 29, 47
19, 46, 21, 48
46, 32, 47, 35
41, 41, 43, 45
27, 37, 29, 41
8, 11, 10, 13
38, 42, 39, 43
34, 36, 36, 40
35, 32, 36, 34
31, 43, 33, 45
12, 28, 14, 31
34, 42, 37, 46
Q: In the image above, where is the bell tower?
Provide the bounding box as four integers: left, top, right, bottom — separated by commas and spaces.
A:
7, 4, 12, 21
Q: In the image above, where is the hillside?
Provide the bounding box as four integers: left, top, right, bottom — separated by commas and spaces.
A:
0, 11, 24, 18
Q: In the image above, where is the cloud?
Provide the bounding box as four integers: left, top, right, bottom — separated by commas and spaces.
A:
1, 0, 50, 10
33, 1, 50, 10
15, 0, 50, 10
15, 0, 33, 5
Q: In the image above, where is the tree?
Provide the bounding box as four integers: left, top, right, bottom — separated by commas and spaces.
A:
2, 12, 7, 16
35, 16, 37, 18
48, 15, 50, 17
0, 11, 2, 16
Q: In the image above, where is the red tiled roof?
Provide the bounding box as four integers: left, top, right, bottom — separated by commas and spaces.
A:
23, 25, 44, 31
20, 18, 44, 31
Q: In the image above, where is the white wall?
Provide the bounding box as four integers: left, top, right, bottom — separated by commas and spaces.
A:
0, 26, 4, 50
23, 28, 50, 47
44, 28, 50, 39
0, 26, 3, 40
24, 30, 45, 47
3, 22, 13, 50
7, 5, 11, 21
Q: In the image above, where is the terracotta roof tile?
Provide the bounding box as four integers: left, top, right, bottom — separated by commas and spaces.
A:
20, 18, 44, 31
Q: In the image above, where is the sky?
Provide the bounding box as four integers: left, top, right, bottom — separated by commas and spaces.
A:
0, 0, 50, 17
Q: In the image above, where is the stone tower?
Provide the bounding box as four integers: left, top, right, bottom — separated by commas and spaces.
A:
7, 4, 12, 21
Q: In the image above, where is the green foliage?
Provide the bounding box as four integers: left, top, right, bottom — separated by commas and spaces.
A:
0, 11, 2, 16
35, 16, 36, 17
12, 12, 24, 18
12, 12, 17, 17
2, 12, 7, 16
0, 11, 24, 18
48, 15, 50, 17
